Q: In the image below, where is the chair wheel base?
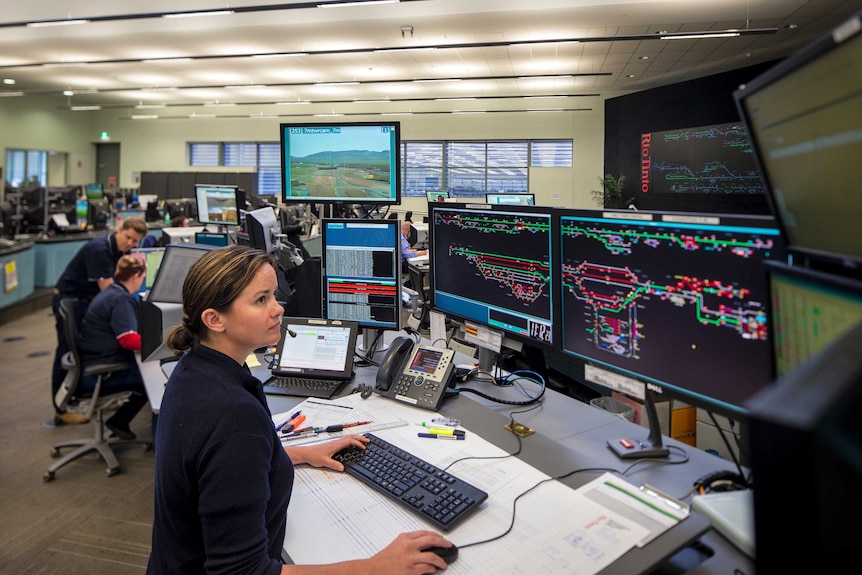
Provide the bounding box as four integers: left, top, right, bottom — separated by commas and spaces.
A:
43, 471, 55, 482
50, 448, 60, 458
106, 467, 120, 477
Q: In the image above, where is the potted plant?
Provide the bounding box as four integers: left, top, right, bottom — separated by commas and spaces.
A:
591, 173, 635, 209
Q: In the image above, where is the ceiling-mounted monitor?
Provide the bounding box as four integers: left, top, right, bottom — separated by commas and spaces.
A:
279, 121, 401, 206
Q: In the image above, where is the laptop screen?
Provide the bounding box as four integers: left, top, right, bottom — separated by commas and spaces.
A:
273, 317, 359, 379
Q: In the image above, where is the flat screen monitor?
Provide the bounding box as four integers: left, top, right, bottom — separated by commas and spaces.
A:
84, 183, 104, 200
765, 260, 862, 380
130, 247, 167, 299
75, 200, 89, 227
734, 9, 862, 268
321, 218, 402, 332
485, 193, 535, 206
87, 198, 110, 230
746, 319, 862, 573
146, 243, 214, 304
244, 206, 280, 254
164, 198, 195, 221
280, 121, 401, 205
159, 226, 206, 246
429, 202, 554, 348
194, 231, 229, 247
558, 209, 786, 419
194, 184, 243, 226
426, 191, 449, 202
139, 244, 214, 362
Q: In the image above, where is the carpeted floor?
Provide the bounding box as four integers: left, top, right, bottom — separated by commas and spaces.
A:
0, 304, 154, 574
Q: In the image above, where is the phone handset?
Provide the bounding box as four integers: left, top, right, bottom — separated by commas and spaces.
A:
375, 337, 414, 392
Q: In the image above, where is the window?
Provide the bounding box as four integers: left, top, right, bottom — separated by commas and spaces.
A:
190, 138, 572, 199
531, 140, 573, 167
5, 149, 47, 187
403, 142, 444, 195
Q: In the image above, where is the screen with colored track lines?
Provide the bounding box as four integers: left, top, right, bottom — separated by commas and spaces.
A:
430, 203, 554, 347
559, 209, 786, 414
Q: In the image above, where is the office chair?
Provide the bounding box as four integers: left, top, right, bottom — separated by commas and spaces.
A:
44, 298, 152, 481
407, 265, 431, 332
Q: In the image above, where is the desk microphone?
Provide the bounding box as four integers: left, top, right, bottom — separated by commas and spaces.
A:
280, 322, 298, 338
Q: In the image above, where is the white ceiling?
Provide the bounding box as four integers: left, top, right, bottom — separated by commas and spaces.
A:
0, 0, 859, 118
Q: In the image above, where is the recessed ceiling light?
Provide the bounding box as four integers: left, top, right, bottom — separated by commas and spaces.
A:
638, 56, 649, 60
3, 78, 15, 85
626, 74, 635, 78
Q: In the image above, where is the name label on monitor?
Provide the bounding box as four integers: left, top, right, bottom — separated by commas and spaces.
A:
585, 364, 644, 399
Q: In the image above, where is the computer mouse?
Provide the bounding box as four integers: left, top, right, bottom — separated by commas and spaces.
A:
423, 544, 458, 565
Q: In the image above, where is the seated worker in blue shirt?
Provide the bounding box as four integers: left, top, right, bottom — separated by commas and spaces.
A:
147, 245, 453, 574
401, 220, 427, 262
77, 255, 150, 440
50, 216, 148, 425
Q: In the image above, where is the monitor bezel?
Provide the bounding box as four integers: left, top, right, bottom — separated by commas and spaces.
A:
733, 9, 862, 269
484, 192, 536, 206
279, 121, 402, 206
194, 184, 243, 227
555, 208, 786, 420
428, 201, 556, 350
320, 217, 403, 332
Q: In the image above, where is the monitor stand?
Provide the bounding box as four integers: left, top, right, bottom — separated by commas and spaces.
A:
359, 327, 391, 356
607, 389, 670, 459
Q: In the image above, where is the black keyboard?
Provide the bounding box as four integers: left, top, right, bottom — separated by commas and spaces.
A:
333, 433, 488, 531
262, 375, 347, 399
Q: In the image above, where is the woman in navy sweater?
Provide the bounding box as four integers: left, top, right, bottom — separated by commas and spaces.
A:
148, 245, 452, 575
78, 254, 149, 440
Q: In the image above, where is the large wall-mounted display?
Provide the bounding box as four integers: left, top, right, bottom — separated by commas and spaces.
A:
604, 61, 776, 215
640, 122, 763, 195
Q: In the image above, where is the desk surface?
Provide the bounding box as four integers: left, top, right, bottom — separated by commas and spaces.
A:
138, 331, 752, 574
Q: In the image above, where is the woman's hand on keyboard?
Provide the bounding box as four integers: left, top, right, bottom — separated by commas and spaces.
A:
284, 434, 370, 471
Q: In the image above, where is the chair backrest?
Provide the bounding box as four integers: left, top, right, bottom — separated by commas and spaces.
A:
55, 298, 83, 410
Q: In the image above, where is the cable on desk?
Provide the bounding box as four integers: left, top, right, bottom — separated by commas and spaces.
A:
453, 369, 546, 406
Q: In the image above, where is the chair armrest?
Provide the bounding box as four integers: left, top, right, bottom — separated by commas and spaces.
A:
82, 361, 131, 377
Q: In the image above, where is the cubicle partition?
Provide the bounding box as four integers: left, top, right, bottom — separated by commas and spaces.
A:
0, 240, 35, 310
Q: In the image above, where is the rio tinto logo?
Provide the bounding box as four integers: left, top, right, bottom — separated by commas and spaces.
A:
640, 133, 651, 193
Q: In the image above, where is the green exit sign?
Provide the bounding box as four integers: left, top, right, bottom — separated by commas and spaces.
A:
99, 132, 110, 140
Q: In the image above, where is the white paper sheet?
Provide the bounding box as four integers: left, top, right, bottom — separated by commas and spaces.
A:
276, 395, 683, 574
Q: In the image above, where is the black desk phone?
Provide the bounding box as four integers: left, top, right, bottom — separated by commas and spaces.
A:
375, 337, 456, 411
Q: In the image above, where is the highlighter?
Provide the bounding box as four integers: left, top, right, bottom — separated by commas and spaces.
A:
427, 427, 465, 437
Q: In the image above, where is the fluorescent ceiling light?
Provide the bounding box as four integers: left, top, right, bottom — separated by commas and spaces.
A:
252, 52, 309, 58
189, 113, 216, 118
0, 91, 25, 97
163, 11, 233, 19
518, 75, 573, 81
374, 47, 437, 53
275, 101, 311, 105
71, 105, 101, 111
131, 114, 158, 120
142, 58, 193, 64
135, 104, 166, 109
27, 19, 88, 28
224, 84, 267, 89
3, 79, 15, 85
315, 81, 360, 86
435, 97, 476, 101
318, 1, 399, 8
661, 32, 740, 40
413, 78, 461, 83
